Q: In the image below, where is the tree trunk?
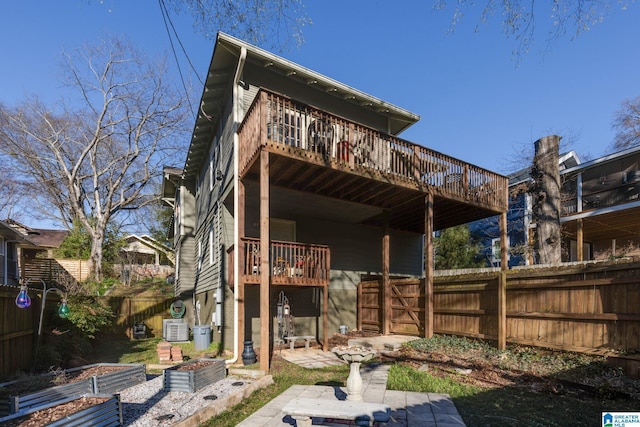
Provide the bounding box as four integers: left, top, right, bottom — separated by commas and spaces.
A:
531, 135, 562, 265
90, 231, 105, 282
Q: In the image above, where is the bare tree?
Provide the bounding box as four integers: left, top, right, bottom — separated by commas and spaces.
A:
435, 0, 630, 58
610, 95, 640, 152
162, 0, 310, 51
0, 36, 190, 281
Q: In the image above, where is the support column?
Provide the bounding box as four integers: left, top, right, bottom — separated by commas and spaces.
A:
323, 285, 329, 350
576, 219, 583, 261
259, 150, 270, 372
498, 212, 508, 350
382, 213, 391, 335
237, 179, 246, 358
424, 193, 433, 338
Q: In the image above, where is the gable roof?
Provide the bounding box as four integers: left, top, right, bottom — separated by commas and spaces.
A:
122, 234, 175, 264
0, 220, 35, 243
508, 150, 581, 186
1, 219, 67, 248
183, 32, 421, 179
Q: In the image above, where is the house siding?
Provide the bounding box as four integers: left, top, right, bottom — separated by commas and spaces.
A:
175, 183, 196, 296
239, 216, 423, 346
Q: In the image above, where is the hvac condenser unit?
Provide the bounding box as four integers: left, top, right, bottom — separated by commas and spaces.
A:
163, 318, 188, 342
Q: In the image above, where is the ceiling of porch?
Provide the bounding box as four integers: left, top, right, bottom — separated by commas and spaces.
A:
562, 204, 640, 244
242, 153, 502, 234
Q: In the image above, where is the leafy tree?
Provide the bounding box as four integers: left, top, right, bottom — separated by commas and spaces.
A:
434, 225, 485, 270
0, 36, 189, 281
55, 220, 91, 259
610, 95, 640, 152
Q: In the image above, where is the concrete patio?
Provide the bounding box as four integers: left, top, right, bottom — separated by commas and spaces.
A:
237, 337, 466, 427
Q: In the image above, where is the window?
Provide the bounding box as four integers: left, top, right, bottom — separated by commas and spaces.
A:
197, 238, 203, 273
491, 237, 510, 266
0, 237, 4, 256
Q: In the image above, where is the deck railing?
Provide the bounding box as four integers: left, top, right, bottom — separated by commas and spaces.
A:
238, 89, 507, 210
241, 237, 330, 286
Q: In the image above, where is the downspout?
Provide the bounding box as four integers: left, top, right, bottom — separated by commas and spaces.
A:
228, 46, 247, 366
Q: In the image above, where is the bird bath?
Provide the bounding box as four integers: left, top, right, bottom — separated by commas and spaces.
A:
332, 346, 377, 401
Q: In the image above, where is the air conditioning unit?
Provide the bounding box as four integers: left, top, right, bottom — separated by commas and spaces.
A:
163, 319, 188, 342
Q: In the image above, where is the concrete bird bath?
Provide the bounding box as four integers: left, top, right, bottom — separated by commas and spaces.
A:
332, 346, 377, 401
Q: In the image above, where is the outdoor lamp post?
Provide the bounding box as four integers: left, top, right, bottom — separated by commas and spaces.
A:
15, 279, 70, 370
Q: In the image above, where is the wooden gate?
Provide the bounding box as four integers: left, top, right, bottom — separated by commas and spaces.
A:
390, 279, 425, 335
357, 278, 424, 336
358, 280, 381, 332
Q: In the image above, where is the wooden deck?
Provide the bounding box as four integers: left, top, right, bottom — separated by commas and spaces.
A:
240, 238, 330, 287
238, 90, 508, 232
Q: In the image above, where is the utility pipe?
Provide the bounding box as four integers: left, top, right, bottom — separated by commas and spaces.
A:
228, 46, 247, 366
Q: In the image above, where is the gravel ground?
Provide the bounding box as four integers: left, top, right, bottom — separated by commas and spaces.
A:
119, 374, 254, 426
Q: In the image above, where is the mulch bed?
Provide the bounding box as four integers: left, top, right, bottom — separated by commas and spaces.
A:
0, 365, 127, 399
2, 396, 109, 427
173, 360, 216, 371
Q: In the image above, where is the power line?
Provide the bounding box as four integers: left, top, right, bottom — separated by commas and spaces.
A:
158, 0, 196, 121
159, 0, 204, 86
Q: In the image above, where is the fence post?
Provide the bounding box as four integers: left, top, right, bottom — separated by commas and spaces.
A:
498, 211, 508, 350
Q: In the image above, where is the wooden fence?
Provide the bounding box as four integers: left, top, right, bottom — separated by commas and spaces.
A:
433, 261, 640, 355
359, 259, 640, 375
102, 296, 174, 338
23, 258, 90, 285
0, 291, 173, 379
0, 287, 39, 378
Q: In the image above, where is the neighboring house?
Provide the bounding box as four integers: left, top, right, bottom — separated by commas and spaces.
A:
472, 145, 640, 266
561, 145, 640, 261
0, 220, 38, 285
471, 151, 581, 267
118, 234, 175, 282
0, 219, 70, 284
162, 33, 508, 370
121, 234, 175, 266
3, 218, 69, 260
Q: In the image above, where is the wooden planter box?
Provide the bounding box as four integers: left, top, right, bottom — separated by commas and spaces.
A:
0, 393, 122, 427
163, 358, 226, 392
0, 363, 145, 416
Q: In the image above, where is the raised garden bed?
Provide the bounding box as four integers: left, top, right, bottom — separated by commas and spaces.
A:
0, 393, 122, 427
0, 363, 145, 416
163, 358, 226, 393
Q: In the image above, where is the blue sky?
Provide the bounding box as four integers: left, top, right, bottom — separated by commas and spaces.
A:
1, 0, 639, 176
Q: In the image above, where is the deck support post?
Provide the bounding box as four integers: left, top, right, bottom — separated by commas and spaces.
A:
577, 219, 584, 261
259, 150, 270, 371
382, 213, 391, 335
424, 193, 433, 339
498, 211, 508, 350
